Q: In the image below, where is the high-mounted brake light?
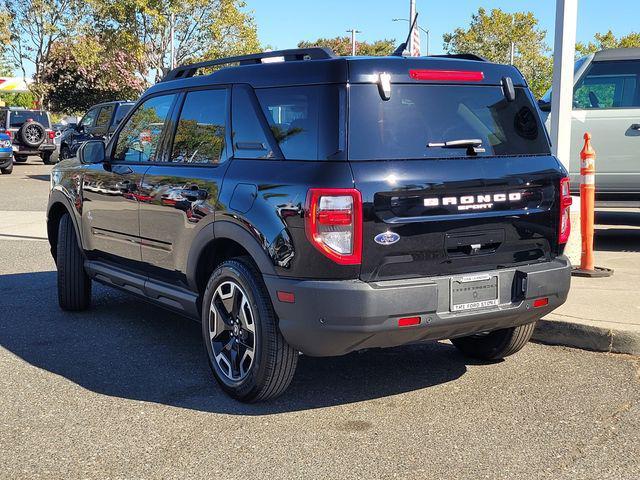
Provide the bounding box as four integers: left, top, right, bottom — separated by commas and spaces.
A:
409, 69, 485, 82
558, 177, 572, 244
305, 188, 362, 265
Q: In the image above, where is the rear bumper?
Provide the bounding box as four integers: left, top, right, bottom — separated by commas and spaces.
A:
265, 257, 571, 357
13, 144, 55, 155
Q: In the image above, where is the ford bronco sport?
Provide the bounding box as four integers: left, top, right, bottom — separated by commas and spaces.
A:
47, 48, 572, 402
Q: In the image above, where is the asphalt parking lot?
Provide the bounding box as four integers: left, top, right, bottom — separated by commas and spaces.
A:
1, 159, 639, 479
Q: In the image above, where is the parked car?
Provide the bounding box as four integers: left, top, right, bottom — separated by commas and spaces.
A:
0, 107, 57, 164
539, 48, 640, 205
58, 101, 134, 161
0, 131, 13, 174
47, 48, 572, 402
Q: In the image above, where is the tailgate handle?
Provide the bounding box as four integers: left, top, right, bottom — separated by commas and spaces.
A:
445, 230, 505, 257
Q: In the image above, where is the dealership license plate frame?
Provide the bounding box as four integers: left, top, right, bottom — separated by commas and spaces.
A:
450, 273, 500, 312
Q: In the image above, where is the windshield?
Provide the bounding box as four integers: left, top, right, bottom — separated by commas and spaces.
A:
349, 84, 550, 160
540, 55, 590, 104
9, 110, 50, 128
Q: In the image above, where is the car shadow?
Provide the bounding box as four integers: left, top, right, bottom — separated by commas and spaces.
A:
26, 174, 51, 182
595, 211, 640, 253
0, 271, 476, 415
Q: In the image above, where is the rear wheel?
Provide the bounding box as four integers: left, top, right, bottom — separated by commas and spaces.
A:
42, 152, 54, 165
202, 257, 298, 402
56, 214, 91, 311
14, 155, 27, 163
451, 322, 536, 360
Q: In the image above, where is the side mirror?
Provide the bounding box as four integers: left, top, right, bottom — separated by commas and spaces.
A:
78, 140, 106, 164
538, 99, 551, 112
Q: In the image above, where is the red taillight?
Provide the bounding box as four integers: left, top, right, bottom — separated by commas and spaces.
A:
48, 130, 55, 139
533, 297, 549, 308
5, 130, 11, 139
305, 188, 362, 265
398, 316, 421, 327
558, 177, 572, 244
409, 69, 485, 82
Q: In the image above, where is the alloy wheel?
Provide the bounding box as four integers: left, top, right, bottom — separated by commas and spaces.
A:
208, 280, 256, 381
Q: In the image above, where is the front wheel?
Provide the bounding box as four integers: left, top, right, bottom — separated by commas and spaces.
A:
202, 257, 298, 402
57, 214, 91, 311
1, 162, 13, 174
451, 322, 536, 360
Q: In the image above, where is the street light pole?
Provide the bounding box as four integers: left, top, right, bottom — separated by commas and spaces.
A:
169, 12, 175, 70
346, 28, 361, 56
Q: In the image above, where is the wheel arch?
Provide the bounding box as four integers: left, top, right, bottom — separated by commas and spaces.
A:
188, 220, 277, 295
47, 193, 82, 263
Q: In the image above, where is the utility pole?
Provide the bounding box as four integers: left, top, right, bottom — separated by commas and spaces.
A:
409, 0, 417, 54
169, 12, 175, 70
346, 28, 361, 56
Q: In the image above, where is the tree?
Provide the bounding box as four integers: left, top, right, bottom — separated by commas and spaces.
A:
298, 37, 395, 57
41, 36, 145, 113
2, 0, 89, 104
576, 30, 640, 57
443, 8, 552, 98
90, 0, 260, 83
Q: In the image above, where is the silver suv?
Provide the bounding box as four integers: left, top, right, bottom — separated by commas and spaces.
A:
540, 48, 640, 205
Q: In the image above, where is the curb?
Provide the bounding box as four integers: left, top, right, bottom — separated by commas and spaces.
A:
533, 318, 640, 356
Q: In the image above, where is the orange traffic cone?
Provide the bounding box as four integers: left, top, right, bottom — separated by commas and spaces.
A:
572, 133, 613, 277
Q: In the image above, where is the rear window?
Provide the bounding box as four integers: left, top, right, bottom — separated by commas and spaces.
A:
349, 85, 550, 160
255, 85, 345, 160
9, 110, 50, 128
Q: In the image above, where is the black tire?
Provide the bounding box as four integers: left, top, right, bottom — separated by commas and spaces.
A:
14, 155, 27, 163
42, 151, 54, 165
1, 163, 12, 174
202, 257, 298, 402
18, 121, 45, 148
56, 214, 91, 311
60, 145, 71, 160
451, 322, 536, 360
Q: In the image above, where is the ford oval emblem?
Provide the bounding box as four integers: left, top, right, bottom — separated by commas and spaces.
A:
374, 231, 400, 246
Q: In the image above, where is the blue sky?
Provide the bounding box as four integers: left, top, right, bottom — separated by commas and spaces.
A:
248, 0, 639, 54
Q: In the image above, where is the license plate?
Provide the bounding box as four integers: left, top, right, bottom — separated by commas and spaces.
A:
450, 274, 499, 312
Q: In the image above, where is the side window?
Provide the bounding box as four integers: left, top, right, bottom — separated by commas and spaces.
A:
95, 105, 114, 128
80, 108, 99, 128
574, 60, 640, 109
232, 86, 276, 159
169, 89, 227, 164
113, 104, 133, 127
113, 94, 175, 163
255, 85, 344, 160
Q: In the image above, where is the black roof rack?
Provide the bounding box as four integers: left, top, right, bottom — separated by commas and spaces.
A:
428, 53, 488, 62
162, 47, 335, 82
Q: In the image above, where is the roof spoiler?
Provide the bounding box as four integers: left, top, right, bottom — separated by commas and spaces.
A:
162, 48, 335, 82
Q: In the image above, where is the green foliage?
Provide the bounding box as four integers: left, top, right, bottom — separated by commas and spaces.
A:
443, 8, 552, 99
576, 30, 640, 57
0, 91, 35, 108
298, 37, 395, 56
41, 37, 145, 114
90, 0, 260, 82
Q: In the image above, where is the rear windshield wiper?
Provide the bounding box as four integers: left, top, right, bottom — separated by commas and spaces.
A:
427, 139, 486, 156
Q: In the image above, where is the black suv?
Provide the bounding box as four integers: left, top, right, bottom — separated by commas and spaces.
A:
47, 48, 572, 402
0, 107, 56, 164
59, 101, 134, 160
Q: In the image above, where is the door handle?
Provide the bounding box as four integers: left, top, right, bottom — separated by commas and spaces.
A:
631, 124, 640, 131
181, 186, 208, 201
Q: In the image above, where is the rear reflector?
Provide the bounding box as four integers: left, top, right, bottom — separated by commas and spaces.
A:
409, 69, 485, 82
558, 177, 572, 244
48, 130, 56, 139
533, 297, 549, 308
398, 316, 421, 327
277, 291, 295, 303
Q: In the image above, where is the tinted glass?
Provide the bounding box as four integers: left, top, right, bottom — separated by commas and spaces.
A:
349, 85, 549, 160
232, 86, 275, 159
80, 108, 98, 127
95, 105, 114, 128
169, 89, 227, 164
9, 110, 50, 128
113, 104, 133, 125
574, 60, 640, 109
256, 85, 344, 160
114, 95, 175, 163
